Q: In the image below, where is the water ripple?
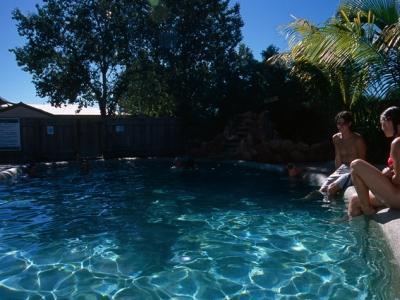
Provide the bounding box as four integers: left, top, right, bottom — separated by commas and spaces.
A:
0, 160, 397, 299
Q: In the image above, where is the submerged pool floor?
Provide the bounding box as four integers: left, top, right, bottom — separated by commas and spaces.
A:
0, 160, 398, 299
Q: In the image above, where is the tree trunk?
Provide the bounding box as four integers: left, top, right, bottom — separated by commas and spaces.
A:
99, 79, 108, 158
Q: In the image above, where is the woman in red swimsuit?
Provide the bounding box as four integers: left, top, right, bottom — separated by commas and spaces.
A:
348, 106, 400, 217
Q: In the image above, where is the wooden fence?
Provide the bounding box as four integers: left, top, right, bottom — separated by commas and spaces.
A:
0, 117, 183, 163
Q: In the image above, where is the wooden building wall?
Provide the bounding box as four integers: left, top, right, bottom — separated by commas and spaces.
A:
0, 117, 183, 163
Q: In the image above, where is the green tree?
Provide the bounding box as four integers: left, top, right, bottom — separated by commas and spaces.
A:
12, 0, 150, 117
284, 0, 400, 106
266, 51, 339, 142
146, 0, 243, 123
117, 54, 175, 117
216, 44, 258, 120
216, 44, 291, 127
284, 19, 365, 108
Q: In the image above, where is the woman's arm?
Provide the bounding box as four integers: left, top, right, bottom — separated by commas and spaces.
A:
390, 138, 400, 186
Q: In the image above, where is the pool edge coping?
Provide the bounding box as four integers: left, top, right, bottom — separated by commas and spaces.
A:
344, 186, 400, 270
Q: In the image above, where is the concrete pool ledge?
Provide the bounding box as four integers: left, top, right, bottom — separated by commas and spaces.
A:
373, 208, 400, 267
344, 186, 400, 268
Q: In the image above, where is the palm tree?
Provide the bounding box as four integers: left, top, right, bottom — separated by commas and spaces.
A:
283, 0, 400, 106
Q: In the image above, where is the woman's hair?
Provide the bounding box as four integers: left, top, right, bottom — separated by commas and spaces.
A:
381, 106, 400, 137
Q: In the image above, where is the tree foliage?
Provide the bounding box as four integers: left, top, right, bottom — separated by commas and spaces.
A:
148, 0, 243, 121
117, 55, 176, 117
12, 0, 245, 121
284, 0, 400, 107
12, 0, 337, 143
12, 0, 151, 117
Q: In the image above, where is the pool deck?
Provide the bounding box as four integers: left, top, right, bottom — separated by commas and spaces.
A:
373, 209, 400, 267
1, 159, 400, 269
344, 186, 400, 268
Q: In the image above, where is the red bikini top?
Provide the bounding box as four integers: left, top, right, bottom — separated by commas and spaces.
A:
388, 157, 394, 168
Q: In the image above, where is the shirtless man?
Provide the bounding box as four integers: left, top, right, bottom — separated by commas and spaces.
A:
320, 111, 366, 196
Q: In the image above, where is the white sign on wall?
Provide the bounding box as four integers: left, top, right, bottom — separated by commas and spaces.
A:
0, 119, 21, 151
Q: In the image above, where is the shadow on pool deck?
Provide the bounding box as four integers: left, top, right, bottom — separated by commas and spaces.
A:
373, 209, 400, 224
372, 208, 400, 269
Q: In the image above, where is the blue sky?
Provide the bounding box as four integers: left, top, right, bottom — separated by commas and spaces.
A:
0, 0, 339, 105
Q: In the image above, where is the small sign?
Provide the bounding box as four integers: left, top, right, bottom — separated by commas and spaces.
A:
0, 119, 21, 151
115, 125, 125, 133
46, 126, 55, 135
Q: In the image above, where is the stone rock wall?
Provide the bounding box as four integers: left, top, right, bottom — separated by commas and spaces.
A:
189, 111, 332, 163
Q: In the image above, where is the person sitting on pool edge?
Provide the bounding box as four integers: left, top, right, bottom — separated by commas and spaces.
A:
348, 106, 400, 217
319, 111, 366, 196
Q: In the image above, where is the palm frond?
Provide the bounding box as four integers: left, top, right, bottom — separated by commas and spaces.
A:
266, 52, 292, 67
283, 0, 400, 105
378, 21, 400, 51
281, 18, 319, 49
340, 0, 399, 29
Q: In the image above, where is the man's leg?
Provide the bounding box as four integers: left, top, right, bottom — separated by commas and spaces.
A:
327, 182, 341, 196
327, 172, 351, 196
320, 171, 340, 193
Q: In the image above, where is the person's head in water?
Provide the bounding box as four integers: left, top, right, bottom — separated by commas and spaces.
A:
173, 157, 183, 168
335, 111, 353, 132
80, 159, 90, 174
25, 163, 37, 178
184, 156, 195, 169
287, 163, 302, 177
74, 151, 81, 162
380, 106, 400, 138
172, 156, 195, 170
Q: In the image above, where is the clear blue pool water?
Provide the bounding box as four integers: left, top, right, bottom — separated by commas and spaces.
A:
0, 160, 398, 299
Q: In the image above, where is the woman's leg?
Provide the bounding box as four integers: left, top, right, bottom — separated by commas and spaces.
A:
351, 166, 376, 215
351, 159, 400, 212
347, 191, 385, 217
347, 194, 363, 217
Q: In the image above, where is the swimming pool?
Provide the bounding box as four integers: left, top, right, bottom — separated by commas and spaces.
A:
0, 160, 398, 299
